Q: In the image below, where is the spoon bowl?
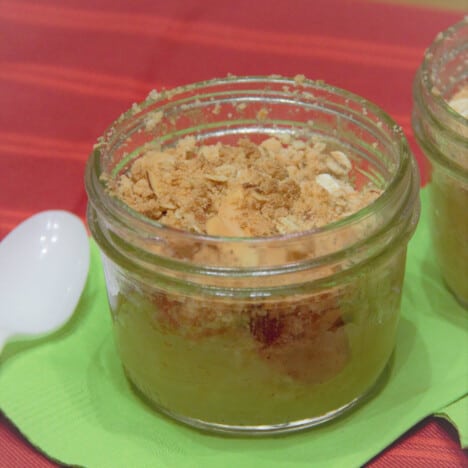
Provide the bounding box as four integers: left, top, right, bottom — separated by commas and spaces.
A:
0, 210, 90, 353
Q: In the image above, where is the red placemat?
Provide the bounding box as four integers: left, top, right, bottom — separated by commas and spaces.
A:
0, 0, 466, 466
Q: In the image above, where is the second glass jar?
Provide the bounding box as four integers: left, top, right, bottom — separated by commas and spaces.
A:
413, 18, 468, 307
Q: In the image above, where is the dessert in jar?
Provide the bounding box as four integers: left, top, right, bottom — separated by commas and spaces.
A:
86, 76, 420, 434
413, 18, 468, 307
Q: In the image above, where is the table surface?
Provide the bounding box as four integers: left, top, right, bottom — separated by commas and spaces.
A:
0, 0, 467, 466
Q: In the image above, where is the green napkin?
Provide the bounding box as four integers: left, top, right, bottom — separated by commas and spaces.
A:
436, 395, 468, 448
1, 187, 467, 468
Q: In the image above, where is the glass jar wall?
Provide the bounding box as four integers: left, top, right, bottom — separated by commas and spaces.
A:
413, 18, 468, 307
86, 76, 420, 433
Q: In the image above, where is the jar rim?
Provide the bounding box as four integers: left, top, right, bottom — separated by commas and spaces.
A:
88, 75, 416, 246
413, 18, 468, 178
420, 17, 468, 127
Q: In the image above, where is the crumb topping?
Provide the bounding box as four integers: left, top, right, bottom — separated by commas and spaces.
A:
111, 136, 380, 237
449, 85, 468, 119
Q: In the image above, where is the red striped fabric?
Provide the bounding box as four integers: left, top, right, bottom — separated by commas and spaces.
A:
0, 0, 466, 466
0, 2, 423, 69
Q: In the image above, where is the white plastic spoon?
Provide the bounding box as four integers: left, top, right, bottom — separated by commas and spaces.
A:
0, 210, 90, 353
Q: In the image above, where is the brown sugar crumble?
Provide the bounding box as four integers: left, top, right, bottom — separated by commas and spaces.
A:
448, 84, 468, 119
111, 136, 381, 237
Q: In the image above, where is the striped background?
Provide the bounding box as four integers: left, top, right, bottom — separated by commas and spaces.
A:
0, 0, 467, 466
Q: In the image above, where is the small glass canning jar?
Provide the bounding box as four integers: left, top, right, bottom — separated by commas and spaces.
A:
85, 76, 420, 434
412, 18, 468, 307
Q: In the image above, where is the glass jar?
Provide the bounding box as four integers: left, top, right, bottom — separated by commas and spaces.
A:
85, 76, 420, 434
412, 18, 468, 307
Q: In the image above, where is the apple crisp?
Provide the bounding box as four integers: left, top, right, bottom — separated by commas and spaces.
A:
112, 136, 381, 237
